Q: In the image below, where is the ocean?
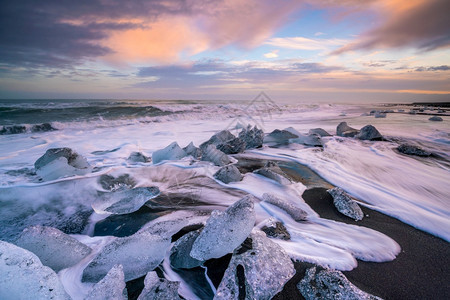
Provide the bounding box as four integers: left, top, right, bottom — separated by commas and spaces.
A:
0, 99, 449, 299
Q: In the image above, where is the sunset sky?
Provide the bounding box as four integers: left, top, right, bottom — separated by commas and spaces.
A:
0, 0, 449, 102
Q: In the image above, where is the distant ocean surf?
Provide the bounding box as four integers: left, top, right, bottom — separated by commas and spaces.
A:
0, 99, 449, 299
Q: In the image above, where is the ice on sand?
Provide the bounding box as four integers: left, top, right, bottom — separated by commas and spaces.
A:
85, 265, 127, 300
190, 196, 256, 260
15, 225, 92, 272
82, 230, 171, 282
137, 271, 181, 300
327, 187, 364, 221
215, 231, 295, 300
298, 267, 382, 300
93, 186, 160, 215
202, 144, 231, 166
0, 240, 70, 300
152, 142, 186, 164
262, 193, 308, 221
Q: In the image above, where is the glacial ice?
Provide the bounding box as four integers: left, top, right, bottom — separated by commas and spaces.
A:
92, 186, 160, 215
336, 122, 359, 137
260, 217, 291, 240
201, 130, 246, 154
190, 196, 256, 260
253, 161, 291, 185
327, 187, 364, 221
85, 264, 127, 300
127, 151, 150, 163
284, 127, 322, 147
298, 267, 382, 300
309, 128, 331, 137
15, 225, 92, 272
183, 141, 201, 159
214, 231, 295, 300
137, 271, 181, 300
152, 142, 187, 164
82, 230, 171, 282
261, 193, 308, 221
239, 125, 263, 149
355, 125, 382, 141
396, 144, 431, 157
263, 129, 298, 144
214, 164, 243, 183
429, 116, 443, 121
0, 240, 70, 299
170, 229, 204, 269
202, 144, 231, 166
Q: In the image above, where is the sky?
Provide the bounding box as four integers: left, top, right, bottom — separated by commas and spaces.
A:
0, 0, 449, 102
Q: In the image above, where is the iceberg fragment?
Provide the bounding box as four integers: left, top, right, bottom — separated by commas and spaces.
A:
152, 142, 186, 164
298, 267, 382, 300
261, 193, 307, 221
169, 229, 204, 269
15, 225, 92, 272
202, 144, 231, 166
215, 231, 295, 300
137, 271, 181, 300
190, 196, 256, 260
327, 187, 364, 221
85, 264, 127, 300
0, 240, 70, 299
214, 164, 243, 183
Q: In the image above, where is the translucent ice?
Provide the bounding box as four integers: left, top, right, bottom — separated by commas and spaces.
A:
239, 125, 263, 149
169, 229, 204, 269
327, 187, 364, 221
336, 122, 359, 137
214, 231, 295, 300
85, 264, 127, 300
285, 127, 322, 147
138, 271, 181, 300
152, 142, 186, 164
261, 193, 308, 221
0, 240, 70, 299
190, 196, 256, 260
34, 147, 91, 180
253, 161, 291, 185
214, 164, 243, 184
15, 225, 92, 272
298, 267, 382, 300
92, 186, 160, 215
82, 230, 171, 282
202, 144, 231, 166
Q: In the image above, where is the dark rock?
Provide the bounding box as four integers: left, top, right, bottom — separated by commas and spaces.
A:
239, 125, 264, 149
336, 122, 359, 137
429, 116, 443, 121
31, 123, 56, 132
396, 144, 431, 157
169, 230, 204, 269
261, 219, 291, 240
0, 125, 27, 135
308, 128, 331, 137
298, 267, 382, 300
127, 152, 150, 163
214, 165, 243, 183
99, 174, 136, 191
355, 125, 382, 141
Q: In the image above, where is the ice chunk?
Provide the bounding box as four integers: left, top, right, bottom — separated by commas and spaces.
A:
298, 267, 382, 300
429, 116, 443, 121
82, 231, 171, 282
215, 231, 295, 300
214, 164, 243, 183
190, 196, 256, 260
336, 122, 359, 137
15, 225, 92, 272
98, 174, 136, 191
128, 151, 150, 163
137, 271, 181, 300
263, 129, 298, 144
262, 193, 307, 221
260, 218, 291, 240
216, 137, 246, 154
308, 128, 331, 137
31, 123, 56, 132
202, 144, 231, 166
0, 125, 27, 135
152, 142, 186, 164
239, 125, 263, 149
356, 125, 382, 141
254, 161, 292, 185
93, 186, 160, 215
85, 265, 127, 300
374, 112, 386, 118
34, 147, 92, 180
327, 187, 364, 221
0, 240, 70, 299
285, 127, 322, 146
169, 230, 204, 269
183, 141, 201, 159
